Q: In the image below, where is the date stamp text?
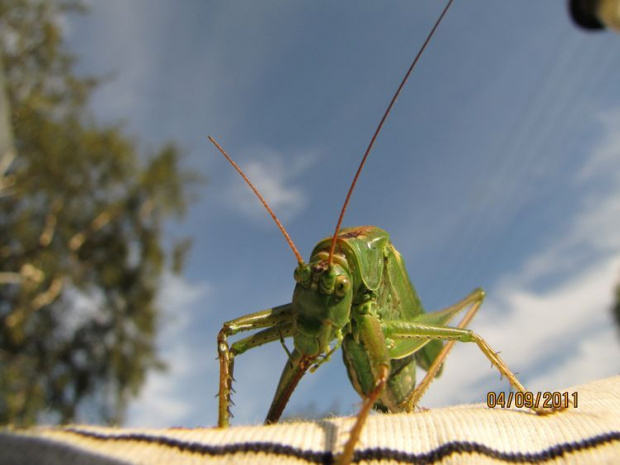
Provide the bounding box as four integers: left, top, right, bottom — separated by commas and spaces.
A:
486, 391, 578, 409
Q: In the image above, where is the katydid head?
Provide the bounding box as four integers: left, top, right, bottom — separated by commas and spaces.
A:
291, 259, 352, 358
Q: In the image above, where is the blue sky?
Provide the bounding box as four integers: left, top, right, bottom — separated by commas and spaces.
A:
64, 1, 620, 427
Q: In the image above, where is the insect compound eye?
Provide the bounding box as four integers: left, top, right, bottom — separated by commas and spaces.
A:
294, 264, 311, 287
334, 275, 351, 297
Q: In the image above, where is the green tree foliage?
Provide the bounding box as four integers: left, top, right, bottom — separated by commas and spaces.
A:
0, 0, 201, 425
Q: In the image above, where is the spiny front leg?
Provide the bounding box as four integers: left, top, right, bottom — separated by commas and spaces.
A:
217, 326, 235, 428
216, 304, 293, 428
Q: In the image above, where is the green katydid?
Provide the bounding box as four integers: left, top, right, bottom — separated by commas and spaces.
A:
209, 1, 560, 464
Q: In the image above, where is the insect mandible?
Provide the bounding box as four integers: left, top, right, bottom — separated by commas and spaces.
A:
209, 1, 559, 464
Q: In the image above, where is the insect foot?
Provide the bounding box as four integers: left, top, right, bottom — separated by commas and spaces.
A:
532, 401, 572, 416
337, 365, 390, 465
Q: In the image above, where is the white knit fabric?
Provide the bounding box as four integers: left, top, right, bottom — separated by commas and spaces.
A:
1, 376, 619, 464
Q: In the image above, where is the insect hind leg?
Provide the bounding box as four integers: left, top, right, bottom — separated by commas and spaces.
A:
387, 314, 560, 416
404, 288, 484, 411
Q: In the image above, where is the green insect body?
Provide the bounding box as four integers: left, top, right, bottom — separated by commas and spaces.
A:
209, 2, 562, 463
302, 226, 444, 412
288, 227, 438, 411
214, 218, 494, 455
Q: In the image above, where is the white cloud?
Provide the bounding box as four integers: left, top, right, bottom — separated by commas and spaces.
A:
423, 107, 620, 408
490, 255, 619, 376
498, 108, 620, 289
227, 148, 317, 223
126, 274, 209, 427
423, 253, 620, 408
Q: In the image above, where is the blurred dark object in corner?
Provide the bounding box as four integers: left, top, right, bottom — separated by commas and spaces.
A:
569, 0, 620, 32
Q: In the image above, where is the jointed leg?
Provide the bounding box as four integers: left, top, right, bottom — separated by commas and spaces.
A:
218, 303, 293, 427
337, 313, 391, 465
401, 288, 484, 411
387, 319, 555, 415
337, 364, 389, 465
264, 348, 312, 425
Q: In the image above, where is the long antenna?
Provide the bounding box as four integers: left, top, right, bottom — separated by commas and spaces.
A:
208, 136, 304, 265
327, 0, 455, 264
